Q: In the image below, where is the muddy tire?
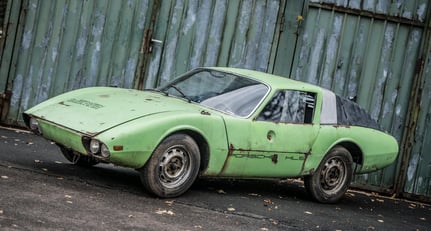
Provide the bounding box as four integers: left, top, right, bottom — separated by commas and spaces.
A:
59, 146, 99, 166
304, 146, 353, 203
139, 134, 200, 198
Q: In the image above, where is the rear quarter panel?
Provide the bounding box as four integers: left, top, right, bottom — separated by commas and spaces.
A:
302, 125, 399, 175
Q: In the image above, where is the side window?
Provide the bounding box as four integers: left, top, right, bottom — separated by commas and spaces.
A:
257, 90, 316, 124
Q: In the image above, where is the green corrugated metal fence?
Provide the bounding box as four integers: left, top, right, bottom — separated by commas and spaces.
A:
0, 0, 154, 125
0, 0, 430, 202
273, 0, 426, 195
139, 0, 281, 89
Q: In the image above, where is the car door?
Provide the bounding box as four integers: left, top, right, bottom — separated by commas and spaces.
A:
221, 90, 319, 177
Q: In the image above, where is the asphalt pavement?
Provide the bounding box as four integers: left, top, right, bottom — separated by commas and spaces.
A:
0, 127, 430, 231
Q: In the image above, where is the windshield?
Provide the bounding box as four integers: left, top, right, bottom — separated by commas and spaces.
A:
158, 69, 269, 117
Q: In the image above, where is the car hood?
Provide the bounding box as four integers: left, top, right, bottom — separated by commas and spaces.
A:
25, 87, 206, 135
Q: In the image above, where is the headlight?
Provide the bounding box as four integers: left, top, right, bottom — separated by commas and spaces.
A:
101, 144, 110, 158
89, 139, 100, 154
29, 118, 42, 134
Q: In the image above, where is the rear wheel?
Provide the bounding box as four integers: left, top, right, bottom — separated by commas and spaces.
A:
59, 146, 99, 166
139, 134, 200, 198
304, 146, 353, 203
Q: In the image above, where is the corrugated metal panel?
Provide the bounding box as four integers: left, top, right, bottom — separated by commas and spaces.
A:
404, 75, 431, 199
4, 0, 153, 125
310, 0, 428, 23
0, 0, 22, 93
0, 0, 7, 27
274, 2, 426, 192
400, 18, 431, 200
141, 0, 281, 88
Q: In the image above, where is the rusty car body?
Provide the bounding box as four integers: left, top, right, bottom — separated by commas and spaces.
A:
23, 67, 399, 203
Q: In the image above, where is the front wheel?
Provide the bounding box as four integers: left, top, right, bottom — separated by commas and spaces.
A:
304, 146, 353, 203
139, 134, 201, 198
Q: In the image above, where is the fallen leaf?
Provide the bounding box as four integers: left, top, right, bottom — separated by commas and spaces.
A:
194, 225, 203, 229
345, 192, 355, 197
156, 209, 175, 215
217, 189, 226, 194
270, 219, 278, 225
66, 201, 73, 204
42, 168, 48, 171
260, 228, 269, 231
34, 160, 42, 163
304, 211, 312, 215
377, 219, 384, 223
26, 141, 34, 145
165, 200, 174, 206
264, 199, 273, 204
420, 217, 426, 221
65, 195, 72, 199
1, 176, 8, 179
128, 214, 134, 218
227, 207, 236, 212
248, 193, 260, 197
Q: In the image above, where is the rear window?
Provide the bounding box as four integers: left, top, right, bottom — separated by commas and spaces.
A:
336, 96, 383, 131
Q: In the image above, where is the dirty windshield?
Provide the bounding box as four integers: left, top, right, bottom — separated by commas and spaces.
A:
158, 69, 269, 117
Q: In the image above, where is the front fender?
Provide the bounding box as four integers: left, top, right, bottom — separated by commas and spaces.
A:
94, 111, 228, 169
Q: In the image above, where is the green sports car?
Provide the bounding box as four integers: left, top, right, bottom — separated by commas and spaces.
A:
23, 67, 398, 203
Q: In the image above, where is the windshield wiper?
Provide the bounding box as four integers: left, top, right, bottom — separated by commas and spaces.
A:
168, 85, 191, 103
146, 88, 168, 96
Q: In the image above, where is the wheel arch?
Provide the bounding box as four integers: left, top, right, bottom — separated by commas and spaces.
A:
168, 129, 210, 173
334, 141, 363, 166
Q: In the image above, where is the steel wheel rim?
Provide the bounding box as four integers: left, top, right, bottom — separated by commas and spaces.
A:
319, 156, 347, 194
158, 145, 191, 189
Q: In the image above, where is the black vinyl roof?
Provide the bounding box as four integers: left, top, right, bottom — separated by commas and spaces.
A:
336, 96, 384, 131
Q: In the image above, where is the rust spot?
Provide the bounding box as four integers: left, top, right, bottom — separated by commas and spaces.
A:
58, 101, 70, 106
300, 149, 312, 173
272, 154, 278, 164
219, 144, 235, 176
228, 144, 235, 156
201, 110, 211, 115
332, 125, 350, 128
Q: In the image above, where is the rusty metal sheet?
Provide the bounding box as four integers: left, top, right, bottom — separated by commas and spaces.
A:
3, 0, 152, 125
141, 0, 281, 88
310, 0, 429, 23
274, 2, 427, 194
